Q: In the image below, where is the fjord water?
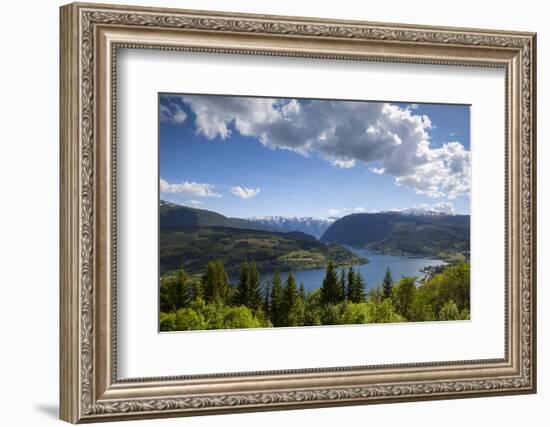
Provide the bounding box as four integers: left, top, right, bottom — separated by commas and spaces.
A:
262, 247, 447, 294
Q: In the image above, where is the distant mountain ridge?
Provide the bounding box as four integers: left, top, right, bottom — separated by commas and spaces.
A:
386, 207, 450, 217
160, 200, 264, 231
321, 212, 469, 260
159, 201, 365, 274
160, 201, 469, 262
160, 201, 335, 238
247, 215, 335, 239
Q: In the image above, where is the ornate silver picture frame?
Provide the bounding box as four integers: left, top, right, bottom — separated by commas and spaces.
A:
60, 2, 536, 423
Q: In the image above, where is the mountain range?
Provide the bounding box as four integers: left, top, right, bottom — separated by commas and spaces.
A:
160, 200, 264, 230
159, 201, 470, 274
159, 201, 365, 274
160, 201, 336, 238
388, 207, 451, 217
247, 216, 335, 239
320, 212, 469, 260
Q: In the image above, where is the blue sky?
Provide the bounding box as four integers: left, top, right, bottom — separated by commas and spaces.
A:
159, 94, 470, 218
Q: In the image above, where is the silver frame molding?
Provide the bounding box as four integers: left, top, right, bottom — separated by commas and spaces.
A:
60, 2, 537, 423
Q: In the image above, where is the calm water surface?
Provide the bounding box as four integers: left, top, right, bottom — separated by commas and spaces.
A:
261, 247, 446, 294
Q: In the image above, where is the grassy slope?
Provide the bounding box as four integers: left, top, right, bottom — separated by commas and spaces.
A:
160, 226, 367, 275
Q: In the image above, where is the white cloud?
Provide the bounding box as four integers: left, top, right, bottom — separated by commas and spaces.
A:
332, 158, 356, 169
173, 95, 470, 199
188, 200, 203, 205
160, 99, 187, 124
231, 186, 260, 199
160, 178, 220, 197
369, 167, 385, 174
327, 209, 342, 216
354, 207, 367, 212
395, 141, 470, 199
430, 201, 456, 214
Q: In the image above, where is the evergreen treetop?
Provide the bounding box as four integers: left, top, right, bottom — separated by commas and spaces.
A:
382, 266, 394, 299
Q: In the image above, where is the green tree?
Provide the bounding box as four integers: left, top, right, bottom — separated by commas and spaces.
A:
339, 269, 347, 300
391, 277, 417, 319
345, 267, 354, 300
236, 260, 250, 306
460, 308, 471, 320
270, 271, 284, 327
235, 260, 263, 310
340, 302, 370, 324
408, 290, 436, 322
303, 289, 322, 326
429, 262, 470, 312
282, 272, 303, 326
202, 260, 230, 304
247, 261, 262, 310
263, 280, 271, 316
366, 299, 404, 323
299, 282, 307, 302
367, 284, 385, 304
410, 262, 470, 320
160, 269, 194, 312
382, 267, 393, 299
174, 307, 207, 330
321, 304, 343, 325
221, 306, 263, 329
159, 312, 177, 331
320, 262, 344, 305
347, 268, 366, 303
438, 301, 461, 321
196, 299, 225, 330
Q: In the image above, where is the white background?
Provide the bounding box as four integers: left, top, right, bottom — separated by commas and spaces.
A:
0, 0, 546, 426
118, 50, 505, 377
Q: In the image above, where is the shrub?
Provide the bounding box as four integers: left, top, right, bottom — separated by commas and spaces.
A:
222, 305, 262, 329
365, 299, 404, 324
438, 301, 461, 321
174, 308, 206, 330
340, 303, 370, 324
159, 312, 176, 331
391, 277, 417, 318
320, 304, 343, 325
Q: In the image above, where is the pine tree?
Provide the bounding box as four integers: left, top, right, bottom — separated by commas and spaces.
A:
347, 268, 366, 303
247, 261, 262, 310
235, 260, 250, 306
339, 269, 347, 301
320, 262, 344, 305
299, 282, 307, 302
346, 267, 355, 300
391, 277, 416, 318
263, 281, 271, 316
282, 272, 300, 326
270, 271, 284, 327
235, 260, 262, 309
160, 269, 194, 312
382, 266, 394, 299
202, 261, 229, 303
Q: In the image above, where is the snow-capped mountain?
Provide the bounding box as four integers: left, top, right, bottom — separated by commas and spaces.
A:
248, 216, 336, 239
394, 207, 450, 217
160, 200, 178, 208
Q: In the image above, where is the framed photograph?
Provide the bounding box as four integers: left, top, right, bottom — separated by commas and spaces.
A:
60, 2, 537, 423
